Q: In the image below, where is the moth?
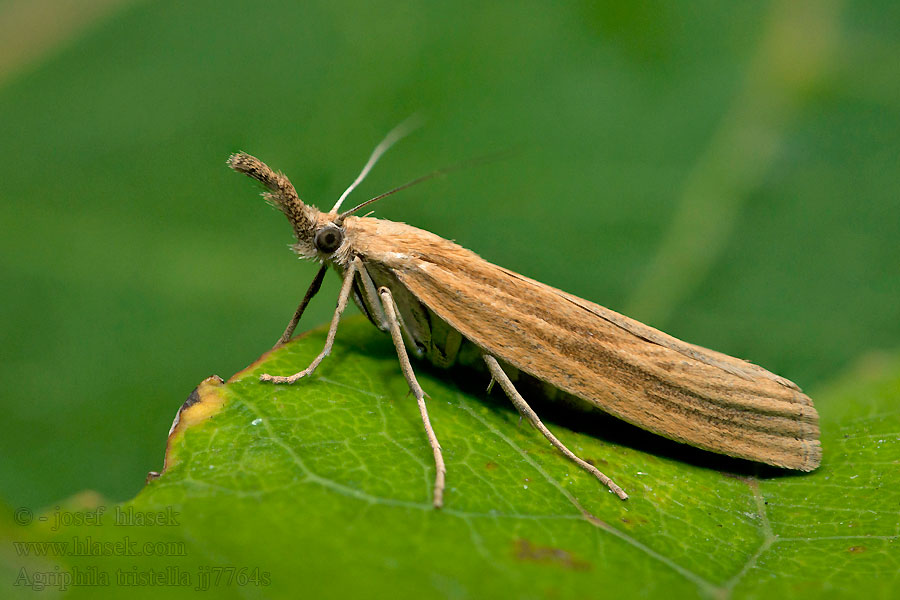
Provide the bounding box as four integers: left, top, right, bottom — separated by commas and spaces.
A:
228, 127, 821, 508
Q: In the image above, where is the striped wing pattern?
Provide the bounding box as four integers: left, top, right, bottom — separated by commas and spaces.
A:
392, 246, 821, 471
347, 216, 820, 471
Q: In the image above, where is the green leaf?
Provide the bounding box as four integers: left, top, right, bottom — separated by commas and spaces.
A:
4, 316, 898, 598
3, 0, 899, 514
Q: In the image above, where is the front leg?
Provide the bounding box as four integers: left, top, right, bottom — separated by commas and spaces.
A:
379, 286, 446, 509
272, 263, 328, 348
260, 258, 359, 384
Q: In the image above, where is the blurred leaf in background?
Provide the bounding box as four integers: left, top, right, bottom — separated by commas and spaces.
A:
0, 0, 898, 596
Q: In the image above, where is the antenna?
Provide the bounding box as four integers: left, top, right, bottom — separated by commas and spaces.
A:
330, 115, 423, 213
336, 149, 515, 224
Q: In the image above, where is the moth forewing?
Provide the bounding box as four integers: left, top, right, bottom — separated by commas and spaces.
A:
344, 214, 821, 472
228, 147, 821, 510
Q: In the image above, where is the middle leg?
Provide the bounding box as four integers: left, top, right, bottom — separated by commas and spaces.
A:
379, 286, 446, 509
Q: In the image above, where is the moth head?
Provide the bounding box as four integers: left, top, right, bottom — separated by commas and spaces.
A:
313, 223, 344, 255
291, 216, 347, 261
227, 152, 322, 258
288, 214, 349, 261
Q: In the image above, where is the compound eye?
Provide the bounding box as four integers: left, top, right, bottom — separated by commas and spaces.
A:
314, 225, 344, 254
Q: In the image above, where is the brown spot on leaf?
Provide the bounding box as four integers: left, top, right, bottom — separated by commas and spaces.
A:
620, 516, 647, 528
146, 375, 226, 483
485, 461, 498, 470
513, 539, 591, 571
847, 546, 866, 553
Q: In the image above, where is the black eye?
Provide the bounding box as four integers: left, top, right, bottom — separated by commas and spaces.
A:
314, 225, 344, 254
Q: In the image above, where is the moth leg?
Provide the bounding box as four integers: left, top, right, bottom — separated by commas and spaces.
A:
356, 263, 424, 358
482, 355, 628, 500
355, 261, 388, 330
260, 258, 359, 384
273, 263, 329, 348
379, 286, 446, 509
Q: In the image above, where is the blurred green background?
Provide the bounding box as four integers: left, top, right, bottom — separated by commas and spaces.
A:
0, 0, 897, 514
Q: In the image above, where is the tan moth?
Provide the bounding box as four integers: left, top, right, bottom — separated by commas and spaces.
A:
227, 126, 821, 508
